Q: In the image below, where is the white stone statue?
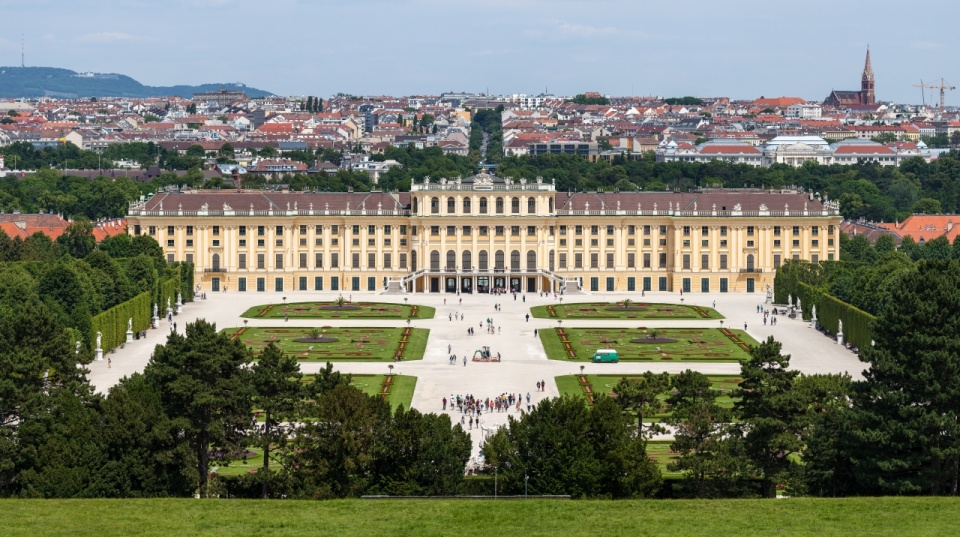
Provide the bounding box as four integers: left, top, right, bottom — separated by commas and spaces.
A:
96, 331, 102, 349
837, 319, 843, 333
128, 317, 133, 332
177, 293, 183, 305
811, 305, 817, 319
796, 298, 802, 313
153, 303, 158, 318
167, 297, 171, 310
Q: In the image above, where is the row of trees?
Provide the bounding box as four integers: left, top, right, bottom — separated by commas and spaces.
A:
496, 151, 960, 222
570, 262, 959, 498
0, 317, 472, 499
2, 262, 955, 499
0, 228, 181, 345
5, 140, 960, 223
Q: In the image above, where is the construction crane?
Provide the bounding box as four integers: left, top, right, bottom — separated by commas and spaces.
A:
914, 78, 956, 111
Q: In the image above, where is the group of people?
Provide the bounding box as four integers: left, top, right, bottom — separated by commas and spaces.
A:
442, 392, 537, 426
448, 311, 465, 321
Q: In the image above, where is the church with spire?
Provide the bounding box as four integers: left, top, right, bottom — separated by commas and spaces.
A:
824, 48, 876, 107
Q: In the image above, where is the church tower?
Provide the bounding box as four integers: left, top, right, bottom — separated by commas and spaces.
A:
861, 47, 875, 105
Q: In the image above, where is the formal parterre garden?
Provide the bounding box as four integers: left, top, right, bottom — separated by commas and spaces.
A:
556, 374, 741, 419
530, 301, 723, 320
541, 327, 757, 362
240, 301, 436, 320
224, 326, 429, 361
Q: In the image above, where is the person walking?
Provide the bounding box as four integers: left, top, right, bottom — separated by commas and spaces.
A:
443, 397, 447, 410
463, 355, 467, 367
534, 329, 538, 337
525, 313, 530, 322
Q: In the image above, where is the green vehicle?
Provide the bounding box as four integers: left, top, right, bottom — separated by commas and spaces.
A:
592, 349, 619, 363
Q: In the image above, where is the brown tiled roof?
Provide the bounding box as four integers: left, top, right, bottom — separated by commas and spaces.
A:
143, 190, 406, 213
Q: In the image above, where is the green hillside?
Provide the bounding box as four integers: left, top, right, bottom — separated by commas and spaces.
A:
0, 66, 273, 98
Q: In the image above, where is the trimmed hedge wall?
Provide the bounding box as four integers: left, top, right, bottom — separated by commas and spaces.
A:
775, 263, 875, 350
90, 290, 151, 352
90, 263, 190, 352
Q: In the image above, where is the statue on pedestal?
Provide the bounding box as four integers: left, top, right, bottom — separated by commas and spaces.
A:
96, 331, 102, 350
128, 318, 133, 332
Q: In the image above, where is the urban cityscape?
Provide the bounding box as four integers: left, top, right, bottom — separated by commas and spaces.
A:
2, 2, 960, 534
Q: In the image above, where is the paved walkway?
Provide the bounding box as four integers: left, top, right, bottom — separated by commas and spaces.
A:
88, 289, 865, 463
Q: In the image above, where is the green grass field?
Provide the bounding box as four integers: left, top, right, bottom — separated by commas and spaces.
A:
531, 301, 722, 320
556, 374, 740, 421
240, 301, 436, 320
2, 497, 958, 536
223, 326, 429, 361
541, 327, 756, 362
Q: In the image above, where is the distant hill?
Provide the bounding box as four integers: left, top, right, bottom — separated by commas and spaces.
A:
0, 66, 274, 99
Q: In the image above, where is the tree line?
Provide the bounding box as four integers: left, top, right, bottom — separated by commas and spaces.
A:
0, 226, 178, 344
4, 141, 960, 224
1, 260, 955, 498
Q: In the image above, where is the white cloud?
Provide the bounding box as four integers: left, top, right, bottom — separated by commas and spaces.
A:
554, 22, 619, 39
908, 41, 942, 51
76, 32, 152, 43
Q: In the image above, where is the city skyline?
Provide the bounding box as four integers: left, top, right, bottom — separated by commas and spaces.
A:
1, 0, 958, 104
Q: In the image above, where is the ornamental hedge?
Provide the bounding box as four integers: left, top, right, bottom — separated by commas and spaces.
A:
774, 261, 875, 350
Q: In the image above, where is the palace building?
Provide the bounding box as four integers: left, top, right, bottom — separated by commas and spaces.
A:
125, 173, 841, 295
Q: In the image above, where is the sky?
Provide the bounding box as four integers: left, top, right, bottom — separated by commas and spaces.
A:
2, 0, 958, 104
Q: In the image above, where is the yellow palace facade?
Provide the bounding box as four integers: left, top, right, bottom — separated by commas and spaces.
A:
125, 173, 841, 295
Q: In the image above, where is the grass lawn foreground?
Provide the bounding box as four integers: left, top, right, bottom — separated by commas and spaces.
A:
224, 326, 429, 362
541, 327, 757, 362
3, 497, 959, 536
241, 301, 436, 320
531, 301, 722, 320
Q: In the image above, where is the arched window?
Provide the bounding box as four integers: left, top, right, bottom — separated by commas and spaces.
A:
511, 197, 520, 214
446, 250, 456, 270
495, 250, 505, 270
412, 198, 419, 214
746, 254, 755, 271
479, 197, 488, 214
447, 197, 455, 214
511, 250, 520, 271
430, 197, 439, 214
548, 197, 554, 213
527, 197, 536, 214
549, 250, 555, 271
212, 253, 221, 271
526, 250, 536, 270
479, 250, 489, 270
430, 250, 440, 270
463, 198, 471, 213
462, 250, 472, 271
495, 197, 504, 214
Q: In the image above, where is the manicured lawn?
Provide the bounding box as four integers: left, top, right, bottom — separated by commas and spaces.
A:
541, 327, 756, 362
531, 301, 722, 320
556, 374, 741, 421
240, 301, 436, 320
223, 326, 429, 361
647, 440, 683, 478
3, 497, 959, 536
316, 373, 416, 412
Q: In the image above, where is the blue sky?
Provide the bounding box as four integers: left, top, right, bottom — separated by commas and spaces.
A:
3, 0, 958, 103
